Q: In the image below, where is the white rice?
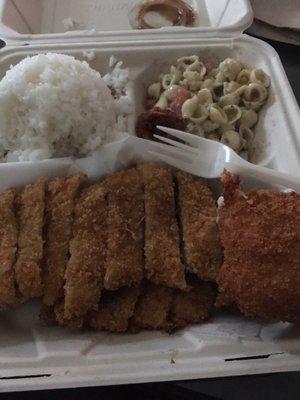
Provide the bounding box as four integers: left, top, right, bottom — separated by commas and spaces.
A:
103, 56, 133, 133
103, 58, 129, 97
0, 53, 131, 162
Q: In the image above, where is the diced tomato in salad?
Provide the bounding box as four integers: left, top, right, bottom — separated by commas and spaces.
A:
169, 89, 191, 118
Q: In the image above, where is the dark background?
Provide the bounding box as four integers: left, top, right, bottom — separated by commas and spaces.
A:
0, 37, 299, 399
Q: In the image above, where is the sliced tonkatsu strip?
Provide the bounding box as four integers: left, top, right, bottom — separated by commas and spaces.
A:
104, 168, 144, 291
41, 300, 84, 329
63, 183, 107, 321
54, 300, 84, 330
170, 276, 215, 329
138, 164, 186, 290
89, 286, 140, 333
176, 171, 222, 282
133, 282, 174, 330
42, 174, 85, 306
0, 188, 19, 309
14, 178, 46, 300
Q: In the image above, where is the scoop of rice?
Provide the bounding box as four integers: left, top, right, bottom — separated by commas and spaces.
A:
0, 53, 118, 161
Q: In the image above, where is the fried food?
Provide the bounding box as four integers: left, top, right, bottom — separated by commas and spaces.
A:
42, 174, 85, 306
218, 171, 300, 323
89, 287, 140, 333
139, 163, 186, 290
14, 178, 46, 300
1, 164, 299, 333
54, 300, 84, 330
0, 188, 19, 309
63, 183, 107, 321
170, 276, 215, 328
104, 168, 144, 291
176, 171, 222, 282
133, 282, 173, 330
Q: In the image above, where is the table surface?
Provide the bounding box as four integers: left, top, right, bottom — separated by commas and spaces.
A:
0, 37, 299, 400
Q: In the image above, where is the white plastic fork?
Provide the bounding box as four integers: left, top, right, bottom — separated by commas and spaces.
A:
149, 126, 300, 192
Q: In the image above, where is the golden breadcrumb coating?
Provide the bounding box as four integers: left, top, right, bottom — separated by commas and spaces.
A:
139, 163, 186, 290
14, 178, 46, 300
170, 275, 215, 329
54, 300, 84, 330
176, 171, 222, 282
133, 282, 174, 330
63, 184, 106, 320
42, 174, 85, 306
89, 286, 140, 333
104, 168, 144, 290
0, 188, 19, 309
218, 171, 300, 323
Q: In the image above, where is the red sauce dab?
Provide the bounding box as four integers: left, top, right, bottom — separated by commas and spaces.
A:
130, 0, 196, 29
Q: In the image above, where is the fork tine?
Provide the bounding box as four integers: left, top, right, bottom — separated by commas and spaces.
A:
156, 126, 201, 147
153, 134, 198, 154
149, 151, 196, 175
149, 141, 195, 163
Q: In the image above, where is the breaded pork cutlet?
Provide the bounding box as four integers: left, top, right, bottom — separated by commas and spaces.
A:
14, 178, 46, 300
0, 189, 19, 309
104, 168, 144, 291
218, 171, 300, 323
42, 174, 85, 307
89, 287, 140, 333
170, 276, 215, 329
63, 184, 107, 323
54, 299, 84, 331
133, 282, 174, 330
176, 171, 222, 282
139, 164, 186, 290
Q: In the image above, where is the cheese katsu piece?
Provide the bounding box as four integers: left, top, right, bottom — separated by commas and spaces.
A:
170, 276, 215, 329
0, 189, 19, 309
139, 164, 186, 290
104, 168, 144, 291
133, 282, 173, 330
42, 174, 85, 306
218, 171, 300, 323
63, 184, 107, 320
176, 171, 222, 282
89, 286, 140, 333
14, 178, 46, 300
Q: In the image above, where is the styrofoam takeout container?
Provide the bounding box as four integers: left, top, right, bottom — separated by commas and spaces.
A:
0, 0, 253, 41
0, 0, 299, 393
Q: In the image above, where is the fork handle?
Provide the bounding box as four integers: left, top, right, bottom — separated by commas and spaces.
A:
232, 162, 300, 192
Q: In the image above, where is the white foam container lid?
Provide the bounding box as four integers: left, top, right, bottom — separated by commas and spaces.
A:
0, 0, 299, 393
0, 0, 253, 42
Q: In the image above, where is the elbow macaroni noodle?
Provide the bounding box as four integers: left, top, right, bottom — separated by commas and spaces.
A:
146, 56, 270, 157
